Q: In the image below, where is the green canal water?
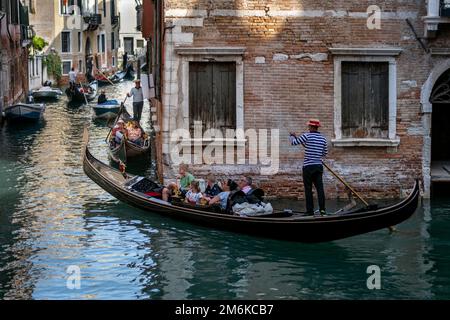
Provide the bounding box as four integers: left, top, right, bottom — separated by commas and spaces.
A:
0, 81, 449, 299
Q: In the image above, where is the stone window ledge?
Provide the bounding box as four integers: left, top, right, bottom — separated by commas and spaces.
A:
175, 47, 246, 56
331, 138, 400, 147
329, 47, 403, 56
179, 138, 247, 147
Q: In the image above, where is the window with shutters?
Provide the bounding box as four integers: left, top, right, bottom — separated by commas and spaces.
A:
9, 0, 19, 24
341, 62, 389, 139
189, 62, 236, 133
111, 32, 115, 50
330, 48, 401, 147
61, 31, 71, 53
62, 61, 72, 75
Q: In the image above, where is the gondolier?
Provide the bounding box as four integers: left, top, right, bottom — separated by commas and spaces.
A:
290, 119, 328, 216
127, 79, 144, 122
68, 67, 77, 88
122, 52, 128, 71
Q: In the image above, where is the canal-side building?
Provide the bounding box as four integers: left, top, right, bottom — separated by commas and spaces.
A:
29, 0, 120, 84
0, 0, 32, 114
140, 0, 450, 198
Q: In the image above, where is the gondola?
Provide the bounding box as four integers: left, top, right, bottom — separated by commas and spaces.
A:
3, 103, 46, 122
107, 107, 150, 162
96, 73, 123, 86
82, 128, 420, 243
112, 70, 127, 81
65, 81, 98, 103
31, 86, 63, 101
93, 99, 121, 119
123, 64, 135, 80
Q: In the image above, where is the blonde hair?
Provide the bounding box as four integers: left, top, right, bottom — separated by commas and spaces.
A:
179, 163, 189, 172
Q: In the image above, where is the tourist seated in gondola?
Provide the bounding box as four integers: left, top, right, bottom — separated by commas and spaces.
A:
98, 90, 107, 104
127, 120, 143, 146
80, 84, 92, 94
237, 176, 253, 194
208, 179, 238, 210
162, 163, 195, 202
111, 119, 128, 145
185, 180, 203, 205
203, 174, 222, 201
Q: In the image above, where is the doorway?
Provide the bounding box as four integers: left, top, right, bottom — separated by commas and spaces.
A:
124, 37, 134, 55
430, 68, 450, 188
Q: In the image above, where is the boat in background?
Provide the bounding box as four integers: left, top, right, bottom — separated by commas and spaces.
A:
3, 103, 46, 122
110, 70, 127, 82
31, 86, 63, 101
96, 73, 122, 86
65, 81, 98, 103
123, 64, 135, 80
93, 100, 121, 119
83, 127, 420, 243
107, 107, 150, 162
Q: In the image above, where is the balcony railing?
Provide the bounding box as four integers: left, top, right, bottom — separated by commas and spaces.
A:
423, 0, 450, 38
83, 13, 102, 31
20, 25, 34, 47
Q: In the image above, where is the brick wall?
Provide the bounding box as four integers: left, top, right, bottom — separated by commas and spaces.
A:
160, 0, 449, 199
0, 19, 29, 109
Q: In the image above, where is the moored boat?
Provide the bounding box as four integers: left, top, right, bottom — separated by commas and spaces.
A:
3, 103, 46, 122
96, 74, 121, 86
83, 128, 420, 243
31, 87, 63, 101
93, 99, 121, 119
65, 81, 98, 103
110, 70, 127, 82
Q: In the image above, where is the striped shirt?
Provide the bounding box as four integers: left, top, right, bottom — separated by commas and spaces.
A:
290, 132, 328, 167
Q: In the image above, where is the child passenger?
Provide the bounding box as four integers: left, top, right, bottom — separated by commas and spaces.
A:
185, 180, 203, 205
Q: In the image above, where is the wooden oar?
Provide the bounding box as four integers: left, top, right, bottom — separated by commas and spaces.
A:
95, 66, 115, 86
322, 161, 369, 207
323, 161, 397, 232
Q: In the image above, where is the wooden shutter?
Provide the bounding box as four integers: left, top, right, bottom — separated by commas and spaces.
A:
341, 62, 389, 139
189, 62, 236, 132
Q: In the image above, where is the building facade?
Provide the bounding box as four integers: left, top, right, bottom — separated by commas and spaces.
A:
118, 0, 145, 61
29, 0, 119, 84
140, 0, 450, 199
1, 0, 31, 114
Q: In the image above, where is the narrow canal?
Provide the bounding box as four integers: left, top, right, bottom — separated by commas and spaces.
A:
0, 81, 449, 299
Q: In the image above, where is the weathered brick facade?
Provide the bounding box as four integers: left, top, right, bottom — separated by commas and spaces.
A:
156, 0, 450, 199
0, 7, 29, 115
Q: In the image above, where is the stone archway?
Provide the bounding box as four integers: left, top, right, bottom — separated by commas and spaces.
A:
421, 59, 450, 197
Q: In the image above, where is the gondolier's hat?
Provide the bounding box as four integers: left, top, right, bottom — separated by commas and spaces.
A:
307, 119, 321, 127
134, 79, 141, 83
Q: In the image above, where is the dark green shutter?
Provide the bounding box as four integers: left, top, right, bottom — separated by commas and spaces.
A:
189, 62, 236, 133
341, 62, 389, 139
